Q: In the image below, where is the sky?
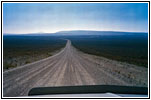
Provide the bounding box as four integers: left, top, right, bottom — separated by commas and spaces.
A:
3, 3, 148, 34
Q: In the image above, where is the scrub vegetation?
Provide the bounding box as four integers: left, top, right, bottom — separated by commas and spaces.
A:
3, 36, 66, 70
67, 34, 148, 67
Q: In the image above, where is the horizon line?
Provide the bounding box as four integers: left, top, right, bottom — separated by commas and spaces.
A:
3, 30, 148, 35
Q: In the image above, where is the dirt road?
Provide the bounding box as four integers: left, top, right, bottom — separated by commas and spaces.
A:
3, 40, 148, 97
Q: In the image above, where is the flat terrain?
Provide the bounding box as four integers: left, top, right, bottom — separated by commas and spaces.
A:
3, 40, 148, 97
3, 36, 66, 70
68, 35, 148, 67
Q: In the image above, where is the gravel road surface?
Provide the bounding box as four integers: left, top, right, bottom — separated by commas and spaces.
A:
3, 40, 148, 97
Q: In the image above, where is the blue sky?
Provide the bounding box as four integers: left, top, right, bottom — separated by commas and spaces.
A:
3, 3, 148, 34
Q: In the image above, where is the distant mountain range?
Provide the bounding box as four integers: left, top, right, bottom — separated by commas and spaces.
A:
4, 30, 148, 36
55, 30, 147, 36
